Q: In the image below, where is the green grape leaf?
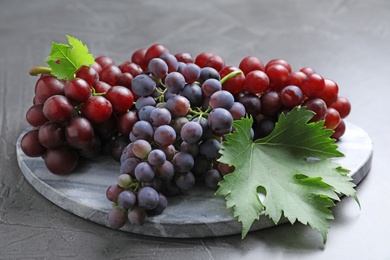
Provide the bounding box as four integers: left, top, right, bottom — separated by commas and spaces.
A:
46, 35, 94, 80
216, 107, 358, 244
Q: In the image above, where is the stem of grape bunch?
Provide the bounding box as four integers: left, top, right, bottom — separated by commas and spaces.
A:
29, 66, 52, 76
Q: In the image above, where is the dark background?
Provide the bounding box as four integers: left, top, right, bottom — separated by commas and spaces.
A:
1, 0, 389, 259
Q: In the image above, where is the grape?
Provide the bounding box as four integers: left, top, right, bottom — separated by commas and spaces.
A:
300, 67, 316, 75
65, 117, 94, 149
265, 64, 289, 91
94, 81, 111, 93
147, 193, 168, 215
106, 184, 125, 203
132, 74, 156, 96
144, 44, 169, 67
320, 79, 339, 106
42, 95, 74, 123
229, 102, 246, 120
164, 72, 185, 93
155, 161, 175, 181
117, 174, 132, 188
21, 129, 47, 157
324, 107, 341, 129
119, 61, 143, 77
117, 110, 138, 136
135, 96, 156, 110
280, 85, 304, 109
91, 62, 102, 74
265, 59, 292, 72
131, 120, 154, 142
198, 67, 220, 84
148, 58, 168, 79
44, 145, 79, 175
147, 149, 167, 167
79, 136, 101, 159
154, 125, 176, 147
180, 141, 199, 157
105, 86, 134, 114
127, 206, 147, 225
180, 83, 203, 107
95, 55, 114, 69
237, 93, 261, 116
100, 65, 122, 86
174, 52, 194, 64
243, 70, 269, 94
107, 206, 127, 229
38, 121, 65, 149
160, 144, 176, 161
254, 118, 275, 139
180, 121, 203, 144
195, 52, 213, 68
287, 71, 307, 87
160, 52, 179, 73
208, 108, 233, 134
119, 157, 140, 178
192, 155, 212, 177
260, 91, 283, 116
199, 138, 221, 159
149, 107, 172, 127
131, 48, 147, 70
165, 95, 190, 117
174, 171, 195, 190
303, 98, 327, 123
81, 96, 113, 124
331, 96, 351, 118
331, 119, 346, 140
172, 152, 194, 173
131, 139, 152, 159
181, 63, 200, 83
65, 78, 92, 104
25, 104, 48, 127
209, 90, 234, 110
204, 169, 222, 190
171, 117, 189, 135
34, 76, 65, 103
137, 187, 159, 210
204, 54, 225, 71
138, 105, 155, 122
300, 73, 325, 98
134, 162, 155, 182
117, 190, 137, 209
76, 65, 99, 87
219, 66, 245, 95
239, 56, 265, 75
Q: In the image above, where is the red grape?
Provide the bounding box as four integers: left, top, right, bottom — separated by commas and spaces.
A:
65, 78, 92, 104
331, 96, 351, 118
265, 64, 289, 91
324, 107, 341, 129
34, 76, 65, 103
21, 129, 47, 157
75, 65, 99, 87
300, 73, 325, 98
44, 145, 79, 175
105, 86, 134, 114
219, 66, 245, 95
243, 70, 269, 94
42, 95, 74, 123
81, 96, 113, 124
239, 56, 265, 75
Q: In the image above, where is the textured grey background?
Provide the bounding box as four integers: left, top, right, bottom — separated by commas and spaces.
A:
1, 0, 389, 259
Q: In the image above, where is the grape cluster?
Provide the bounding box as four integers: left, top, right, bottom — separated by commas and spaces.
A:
22, 43, 351, 229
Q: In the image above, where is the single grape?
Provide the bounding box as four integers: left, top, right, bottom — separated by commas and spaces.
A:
94, 81, 111, 93
131, 48, 147, 70
105, 86, 134, 114
119, 61, 143, 77
106, 184, 125, 203
25, 104, 48, 127
75, 65, 99, 87
180, 121, 203, 144
21, 129, 47, 157
81, 96, 113, 124
137, 187, 159, 210
91, 62, 102, 74
165, 95, 190, 117
131, 120, 154, 142
164, 72, 185, 94
300, 67, 316, 75
117, 174, 132, 189
198, 67, 220, 84
127, 206, 147, 225
243, 70, 269, 94
174, 171, 195, 190
265, 64, 289, 91
135, 96, 156, 110
160, 52, 179, 73
138, 105, 155, 122
65, 78, 92, 104
239, 56, 265, 75
100, 65, 122, 86
199, 138, 221, 160
107, 206, 127, 229
172, 152, 194, 173
79, 136, 101, 159
237, 93, 261, 116
174, 52, 194, 64
331, 96, 351, 118
229, 102, 246, 120
195, 52, 213, 68
148, 58, 168, 79
302, 98, 327, 122
119, 157, 140, 178
155, 161, 175, 181
117, 190, 137, 209
149, 107, 172, 127
191, 117, 212, 139
320, 79, 339, 106
38, 121, 65, 149
179, 141, 199, 157
209, 90, 234, 110
181, 63, 200, 83
287, 71, 307, 87
131, 139, 152, 159
132, 74, 156, 96
324, 107, 341, 129
331, 119, 346, 140
259, 91, 283, 116
34, 76, 65, 103
134, 162, 155, 182
44, 145, 79, 175
204, 169, 222, 190
42, 95, 74, 124
204, 54, 225, 71
147, 192, 168, 216
170, 117, 189, 135
254, 118, 275, 139
208, 108, 233, 134
219, 66, 245, 95
280, 85, 304, 109
95, 55, 114, 69
300, 73, 325, 98
154, 125, 176, 147
180, 83, 203, 107
65, 117, 94, 149
265, 59, 292, 72
147, 149, 167, 167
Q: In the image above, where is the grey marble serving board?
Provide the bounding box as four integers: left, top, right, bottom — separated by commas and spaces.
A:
16, 122, 373, 238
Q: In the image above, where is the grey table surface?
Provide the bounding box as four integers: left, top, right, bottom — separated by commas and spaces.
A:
0, 0, 388, 259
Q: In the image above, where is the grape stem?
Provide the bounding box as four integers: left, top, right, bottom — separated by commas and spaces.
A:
29, 66, 52, 76
220, 70, 243, 85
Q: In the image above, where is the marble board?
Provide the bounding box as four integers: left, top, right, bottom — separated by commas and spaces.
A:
16, 122, 373, 238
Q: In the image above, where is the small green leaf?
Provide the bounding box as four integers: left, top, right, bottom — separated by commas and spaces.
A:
46, 35, 95, 80
216, 107, 357, 243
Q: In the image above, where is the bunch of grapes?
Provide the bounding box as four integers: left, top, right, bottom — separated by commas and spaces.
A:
22, 43, 351, 229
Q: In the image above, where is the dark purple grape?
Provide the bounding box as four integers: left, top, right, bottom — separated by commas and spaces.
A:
172, 152, 194, 173
134, 162, 155, 182
165, 72, 185, 93
175, 171, 195, 190
209, 90, 234, 110
207, 108, 233, 134
147, 149, 167, 167
107, 206, 127, 229
204, 169, 222, 190
137, 187, 159, 210
148, 58, 168, 79
132, 74, 156, 96
117, 190, 137, 209
153, 125, 176, 147
127, 206, 147, 225
180, 121, 203, 144
199, 138, 221, 159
